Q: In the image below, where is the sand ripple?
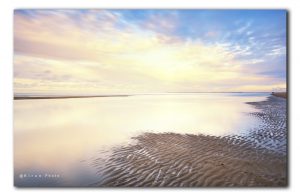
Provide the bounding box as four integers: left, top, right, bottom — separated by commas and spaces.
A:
91, 95, 286, 187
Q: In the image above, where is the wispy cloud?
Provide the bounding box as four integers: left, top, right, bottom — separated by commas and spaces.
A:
236, 21, 252, 34
14, 10, 287, 94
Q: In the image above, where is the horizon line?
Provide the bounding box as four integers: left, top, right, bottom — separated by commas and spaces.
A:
13, 91, 282, 100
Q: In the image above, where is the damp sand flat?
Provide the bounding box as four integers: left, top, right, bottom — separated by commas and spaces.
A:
94, 96, 287, 187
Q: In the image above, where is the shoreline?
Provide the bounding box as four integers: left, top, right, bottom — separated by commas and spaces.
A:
13, 95, 130, 100
93, 95, 287, 187
14, 92, 270, 100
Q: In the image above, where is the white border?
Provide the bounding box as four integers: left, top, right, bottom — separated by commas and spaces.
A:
1, 0, 299, 195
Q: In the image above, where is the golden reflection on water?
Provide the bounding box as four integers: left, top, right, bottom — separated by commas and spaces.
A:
14, 93, 268, 186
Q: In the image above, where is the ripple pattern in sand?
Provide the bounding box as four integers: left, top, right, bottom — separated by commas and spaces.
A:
92, 132, 286, 187
246, 96, 287, 155
91, 96, 286, 187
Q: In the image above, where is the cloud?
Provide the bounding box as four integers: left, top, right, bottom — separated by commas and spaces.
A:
14, 10, 287, 94
141, 11, 179, 34
266, 46, 286, 57
236, 21, 252, 34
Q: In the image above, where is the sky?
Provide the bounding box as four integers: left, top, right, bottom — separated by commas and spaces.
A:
14, 10, 287, 95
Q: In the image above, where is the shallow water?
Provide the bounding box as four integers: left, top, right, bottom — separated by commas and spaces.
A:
14, 92, 269, 186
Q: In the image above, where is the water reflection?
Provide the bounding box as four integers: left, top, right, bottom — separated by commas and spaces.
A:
14, 93, 268, 186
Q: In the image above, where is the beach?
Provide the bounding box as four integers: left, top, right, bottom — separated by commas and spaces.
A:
14, 93, 287, 187
94, 94, 287, 187
13, 9, 287, 188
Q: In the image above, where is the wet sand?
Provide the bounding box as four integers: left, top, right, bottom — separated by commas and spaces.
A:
271, 92, 287, 99
92, 95, 287, 187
